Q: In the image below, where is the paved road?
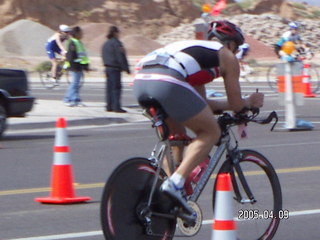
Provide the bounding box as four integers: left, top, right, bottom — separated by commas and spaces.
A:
1, 81, 320, 239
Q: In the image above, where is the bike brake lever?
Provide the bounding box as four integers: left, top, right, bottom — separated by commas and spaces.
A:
254, 111, 278, 131
270, 111, 278, 131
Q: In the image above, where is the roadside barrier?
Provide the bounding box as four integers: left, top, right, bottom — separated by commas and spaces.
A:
35, 117, 91, 204
277, 62, 313, 130
302, 63, 316, 98
211, 173, 236, 240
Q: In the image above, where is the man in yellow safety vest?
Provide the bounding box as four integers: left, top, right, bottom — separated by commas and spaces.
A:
64, 26, 89, 107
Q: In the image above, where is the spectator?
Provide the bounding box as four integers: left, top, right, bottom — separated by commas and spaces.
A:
102, 26, 130, 113
63, 26, 89, 107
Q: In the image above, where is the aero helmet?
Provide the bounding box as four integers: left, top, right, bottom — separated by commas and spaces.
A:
208, 20, 245, 46
59, 24, 71, 33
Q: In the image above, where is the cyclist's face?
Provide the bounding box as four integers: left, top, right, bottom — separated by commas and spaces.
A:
227, 41, 239, 54
62, 32, 69, 37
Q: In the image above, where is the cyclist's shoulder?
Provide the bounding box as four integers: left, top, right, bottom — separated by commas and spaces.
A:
47, 33, 58, 42
219, 46, 239, 67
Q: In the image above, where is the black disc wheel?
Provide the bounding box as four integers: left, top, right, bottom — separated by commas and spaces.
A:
101, 158, 176, 240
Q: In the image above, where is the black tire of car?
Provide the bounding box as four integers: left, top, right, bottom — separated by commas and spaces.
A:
0, 104, 7, 137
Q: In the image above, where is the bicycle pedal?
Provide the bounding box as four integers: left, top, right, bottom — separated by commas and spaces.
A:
177, 210, 196, 227
176, 201, 202, 236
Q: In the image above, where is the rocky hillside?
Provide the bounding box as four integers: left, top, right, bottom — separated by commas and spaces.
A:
0, 0, 320, 64
0, 0, 200, 39
1, 0, 320, 41
157, 13, 320, 57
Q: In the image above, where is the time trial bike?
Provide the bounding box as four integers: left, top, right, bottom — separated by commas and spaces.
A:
100, 98, 283, 240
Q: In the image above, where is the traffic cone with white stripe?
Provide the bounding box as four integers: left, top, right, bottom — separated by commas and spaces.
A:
211, 173, 236, 240
302, 63, 315, 98
35, 117, 91, 204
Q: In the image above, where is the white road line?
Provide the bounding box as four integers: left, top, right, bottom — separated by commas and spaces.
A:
8, 209, 320, 240
7, 231, 103, 240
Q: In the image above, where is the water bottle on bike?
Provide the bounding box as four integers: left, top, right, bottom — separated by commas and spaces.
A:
184, 156, 210, 195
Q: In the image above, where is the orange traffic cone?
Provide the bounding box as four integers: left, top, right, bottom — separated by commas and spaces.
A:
35, 117, 91, 204
211, 173, 236, 240
302, 63, 315, 98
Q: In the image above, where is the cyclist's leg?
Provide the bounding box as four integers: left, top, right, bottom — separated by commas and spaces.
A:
164, 118, 186, 174
134, 77, 218, 210
161, 105, 220, 213
51, 58, 58, 79
176, 106, 220, 179
46, 45, 58, 79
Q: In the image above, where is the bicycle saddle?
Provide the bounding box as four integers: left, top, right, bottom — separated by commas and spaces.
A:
138, 96, 168, 117
138, 96, 169, 140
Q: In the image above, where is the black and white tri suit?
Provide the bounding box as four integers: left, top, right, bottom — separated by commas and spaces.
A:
134, 40, 223, 122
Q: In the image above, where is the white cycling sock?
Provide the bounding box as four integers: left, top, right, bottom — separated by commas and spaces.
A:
170, 173, 185, 189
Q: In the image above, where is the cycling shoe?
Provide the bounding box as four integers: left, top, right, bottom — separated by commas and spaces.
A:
160, 179, 194, 215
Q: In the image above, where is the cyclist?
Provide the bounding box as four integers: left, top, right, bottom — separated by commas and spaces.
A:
236, 43, 250, 76
274, 21, 304, 61
133, 20, 264, 214
45, 24, 71, 82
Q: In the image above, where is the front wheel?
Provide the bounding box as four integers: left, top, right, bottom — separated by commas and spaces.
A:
100, 158, 176, 240
213, 150, 282, 240
38, 70, 58, 89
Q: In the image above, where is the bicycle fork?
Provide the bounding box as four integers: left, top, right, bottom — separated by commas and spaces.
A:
229, 150, 256, 204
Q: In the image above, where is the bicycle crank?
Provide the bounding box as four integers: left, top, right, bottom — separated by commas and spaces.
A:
177, 201, 202, 236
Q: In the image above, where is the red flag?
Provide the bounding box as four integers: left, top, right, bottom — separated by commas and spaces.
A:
211, 0, 227, 16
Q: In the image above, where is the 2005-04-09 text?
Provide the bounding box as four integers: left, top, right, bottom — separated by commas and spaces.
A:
238, 209, 289, 220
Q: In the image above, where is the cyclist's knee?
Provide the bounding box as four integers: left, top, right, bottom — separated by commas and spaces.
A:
201, 122, 221, 144
189, 119, 221, 145
184, 106, 221, 144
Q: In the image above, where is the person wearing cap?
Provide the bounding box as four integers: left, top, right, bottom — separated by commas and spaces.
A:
45, 24, 71, 82
101, 26, 130, 113
133, 20, 264, 214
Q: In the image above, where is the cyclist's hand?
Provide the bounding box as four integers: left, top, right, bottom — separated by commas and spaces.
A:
248, 92, 264, 109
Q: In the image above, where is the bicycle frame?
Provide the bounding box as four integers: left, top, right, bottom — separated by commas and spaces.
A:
146, 120, 261, 211
100, 107, 281, 239
147, 126, 233, 204
189, 140, 227, 202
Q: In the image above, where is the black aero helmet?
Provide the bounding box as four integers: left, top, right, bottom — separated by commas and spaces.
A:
208, 20, 245, 46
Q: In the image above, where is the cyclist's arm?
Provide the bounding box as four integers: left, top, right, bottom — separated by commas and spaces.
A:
192, 84, 230, 113
55, 33, 67, 53
218, 47, 249, 112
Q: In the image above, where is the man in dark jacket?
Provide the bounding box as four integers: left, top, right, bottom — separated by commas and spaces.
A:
102, 26, 130, 113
